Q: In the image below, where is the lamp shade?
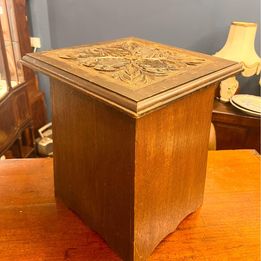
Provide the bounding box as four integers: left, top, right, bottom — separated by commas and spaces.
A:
215, 22, 261, 77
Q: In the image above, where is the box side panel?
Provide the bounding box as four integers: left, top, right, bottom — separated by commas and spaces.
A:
134, 85, 216, 260
51, 79, 135, 260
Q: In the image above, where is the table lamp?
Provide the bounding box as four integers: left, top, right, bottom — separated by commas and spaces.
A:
214, 21, 261, 102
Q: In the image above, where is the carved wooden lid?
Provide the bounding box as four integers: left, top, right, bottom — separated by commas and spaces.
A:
22, 37, 242, 117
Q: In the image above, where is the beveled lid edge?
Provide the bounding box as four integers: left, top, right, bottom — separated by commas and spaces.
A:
21, 55, 138, 116
136, 63, 243, 117
22, 53, 242, 118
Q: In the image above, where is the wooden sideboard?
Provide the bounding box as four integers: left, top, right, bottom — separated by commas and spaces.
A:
212, 99, 260, 153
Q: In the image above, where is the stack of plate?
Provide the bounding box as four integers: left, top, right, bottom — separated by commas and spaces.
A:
230, 94, 261, 117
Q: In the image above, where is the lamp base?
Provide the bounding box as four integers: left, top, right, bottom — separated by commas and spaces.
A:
219, 76, 239, 102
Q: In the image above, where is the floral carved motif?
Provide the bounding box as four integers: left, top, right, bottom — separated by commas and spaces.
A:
58, 40, 207, 88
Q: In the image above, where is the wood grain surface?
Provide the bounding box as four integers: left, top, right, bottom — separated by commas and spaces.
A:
50, 78, 216, 260
0, 150, 259, 261
51, 79, 136, 260
133, 85, 215, 260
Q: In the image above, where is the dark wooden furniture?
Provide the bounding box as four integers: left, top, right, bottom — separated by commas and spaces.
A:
12, 0, 47, 132
22, 37, 241, 261
0, 0, 46, 158
0, 150, 259, 260
212, 99, 260, 153
0, 83, 35, 158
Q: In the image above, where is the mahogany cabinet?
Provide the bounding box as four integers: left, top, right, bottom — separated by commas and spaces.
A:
12, 0, 47, 131
212, 99, 260, 153
22, 37, 241, 261
0, 0, 46, 157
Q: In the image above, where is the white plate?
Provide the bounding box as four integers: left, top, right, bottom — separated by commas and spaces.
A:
231, 94, 261, 113
230, 99, 261, 117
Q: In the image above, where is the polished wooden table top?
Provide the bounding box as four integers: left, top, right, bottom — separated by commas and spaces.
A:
0, 150, 260, 261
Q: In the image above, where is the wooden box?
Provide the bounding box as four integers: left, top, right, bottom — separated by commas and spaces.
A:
22, 37, 241, 261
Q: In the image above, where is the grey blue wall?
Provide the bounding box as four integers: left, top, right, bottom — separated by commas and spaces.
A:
28, 0, 260, 119
27, 0, 52, 119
